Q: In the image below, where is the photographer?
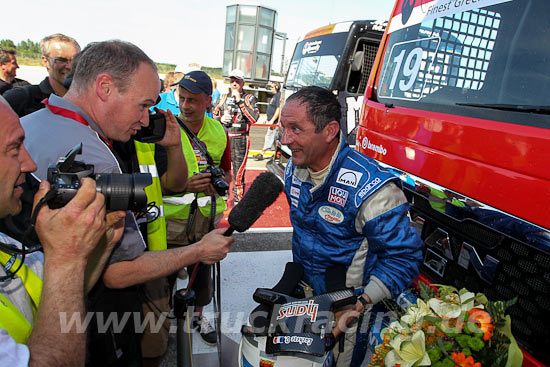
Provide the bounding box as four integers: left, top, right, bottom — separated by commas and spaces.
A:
20, 41, 234, 366
0, 96, 125, 366
213, 69, 259, 204
156, 71, 231, 346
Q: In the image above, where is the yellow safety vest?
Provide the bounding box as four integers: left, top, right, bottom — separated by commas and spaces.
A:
163, 116, 227, 219
134, 141, 167, 251
0, 250, 42, 343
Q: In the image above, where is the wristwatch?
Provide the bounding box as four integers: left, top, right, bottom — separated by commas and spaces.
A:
358, 295, 370, 309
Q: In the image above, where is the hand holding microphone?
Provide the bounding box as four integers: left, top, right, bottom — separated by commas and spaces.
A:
194, 172, 283, 263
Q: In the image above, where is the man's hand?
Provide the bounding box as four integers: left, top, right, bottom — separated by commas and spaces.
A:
155, 108, 182, 149
332, 294, 371, 337
221, 114, 232, 124
33, 178, 125, 264
231, 88, 241, 102
196, 228, 234, 264
186, 172, 216, 195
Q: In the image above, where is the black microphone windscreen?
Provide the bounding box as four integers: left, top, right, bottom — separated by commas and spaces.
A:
228, 172, 284, 232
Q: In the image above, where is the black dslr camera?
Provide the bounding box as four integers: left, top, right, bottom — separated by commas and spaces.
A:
201, 165, 229, 196
47, 143, 153, 211
134, 110, 167, 143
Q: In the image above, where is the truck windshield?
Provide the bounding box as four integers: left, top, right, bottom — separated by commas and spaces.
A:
285, 32, 348, 89
376, 0, 550, 127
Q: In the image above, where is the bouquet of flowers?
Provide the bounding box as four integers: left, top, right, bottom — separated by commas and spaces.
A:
369, 282, 523, 367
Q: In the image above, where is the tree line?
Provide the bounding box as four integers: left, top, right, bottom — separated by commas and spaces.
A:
0, 39, 40, 57
0, 38, 222, 76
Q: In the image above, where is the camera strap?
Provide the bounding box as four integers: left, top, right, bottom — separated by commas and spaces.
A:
175, 116, 216, 167
42, 98, 113, 150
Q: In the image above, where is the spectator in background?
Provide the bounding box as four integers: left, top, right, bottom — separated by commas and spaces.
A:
211, 79, 220, 106
254, 82, 282, 161
4, 34, 80, 117
213, 69, 259, 203
159, 71, 232, 346
0, 49, 30, 95
206, 78, 221, 118
153, 71, 184, 115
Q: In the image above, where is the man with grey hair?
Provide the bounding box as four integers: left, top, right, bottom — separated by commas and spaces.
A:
4, 33, 80, 117
20, 40, 234, 366
280, 86, 422, 366
0, 49, 30, 95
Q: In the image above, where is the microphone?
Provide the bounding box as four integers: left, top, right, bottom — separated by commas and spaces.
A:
224, 172, 284, 235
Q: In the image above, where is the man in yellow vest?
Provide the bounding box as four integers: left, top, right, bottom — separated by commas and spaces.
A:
0, 96, 125, 365
157, 70, 231, 345
20, 41, 235, 366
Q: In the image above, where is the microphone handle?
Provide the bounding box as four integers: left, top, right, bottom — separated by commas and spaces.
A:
223, 227, 235, 236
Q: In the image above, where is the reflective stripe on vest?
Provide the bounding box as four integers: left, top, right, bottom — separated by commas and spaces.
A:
139, 164, 159, 178
163, 116, 227, 219
0, 251, 42, 343
134, 141, 167, 251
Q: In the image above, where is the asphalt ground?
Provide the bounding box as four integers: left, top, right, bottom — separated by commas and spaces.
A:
159, 121, 295, 367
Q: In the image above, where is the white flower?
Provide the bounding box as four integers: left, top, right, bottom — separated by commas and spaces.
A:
384, 330, 431, 367
428, 291, 482, 318
401, 300, 434, 326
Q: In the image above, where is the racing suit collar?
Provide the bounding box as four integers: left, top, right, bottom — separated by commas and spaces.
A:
294, 132, 344, 192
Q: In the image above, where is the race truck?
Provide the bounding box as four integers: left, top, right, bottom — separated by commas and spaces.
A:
267, 19, 387, 179
357, 0, 550, 366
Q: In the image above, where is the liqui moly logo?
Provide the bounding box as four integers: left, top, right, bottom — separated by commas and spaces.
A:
328, 186, 348, 207
277, 300, 319, 322
362, 137, 387, 156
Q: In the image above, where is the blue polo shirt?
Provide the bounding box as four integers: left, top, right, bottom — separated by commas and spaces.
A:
153, 90, 180, 115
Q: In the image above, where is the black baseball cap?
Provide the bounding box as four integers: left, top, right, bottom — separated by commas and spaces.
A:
172, 70, 212, 95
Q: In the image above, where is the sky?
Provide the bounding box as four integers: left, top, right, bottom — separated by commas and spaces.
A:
3, 0, 395, 68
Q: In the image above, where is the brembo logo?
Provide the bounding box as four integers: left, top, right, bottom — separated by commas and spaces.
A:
362, 137, 387, 156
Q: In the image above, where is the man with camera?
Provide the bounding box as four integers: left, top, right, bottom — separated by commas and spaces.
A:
20, 41, 234, 366
156, 70, 231, 345
213, 69, 259, 204
0, 96, 125, 366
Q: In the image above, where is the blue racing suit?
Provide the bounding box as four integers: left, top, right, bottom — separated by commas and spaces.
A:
284, 136, 423, 366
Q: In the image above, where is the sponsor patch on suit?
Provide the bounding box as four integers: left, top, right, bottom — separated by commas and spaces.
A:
328, 186, 348, 207
336, 168, 363, 188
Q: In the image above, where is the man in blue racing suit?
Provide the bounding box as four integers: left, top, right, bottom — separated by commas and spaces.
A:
280, 86, 423, 367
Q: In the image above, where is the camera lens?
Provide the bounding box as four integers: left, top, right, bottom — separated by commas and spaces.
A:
95, 173, 153, 211
213, 177, 229, 196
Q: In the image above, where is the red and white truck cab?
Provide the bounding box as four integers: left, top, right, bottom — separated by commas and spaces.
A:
357, 0, 550, 366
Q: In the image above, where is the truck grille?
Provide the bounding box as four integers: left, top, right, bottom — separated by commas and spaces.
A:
409, 191, 550, 365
